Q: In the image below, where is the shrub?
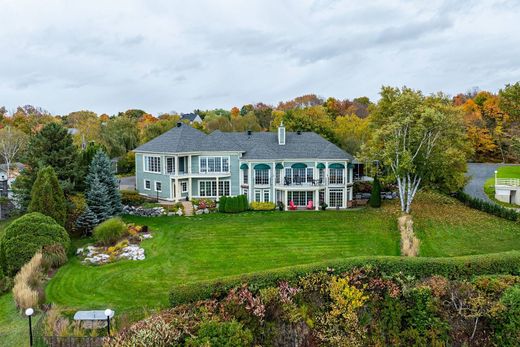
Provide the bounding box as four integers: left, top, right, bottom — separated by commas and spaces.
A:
494, 285, 520, 345
219, 196, 227, 213
0, 213, 70, 276
369, 176, 382, 208
121, 190, 149, 207
93, 217, 127, 246
454, 191, 519, 221
42, 243, 68, 270
12, 252, 43, 309
117, 151, 135, 175
170, 251, 520, 307
186, 320, 253, 347
250, 202, 276, 211
28, 166, 67, 226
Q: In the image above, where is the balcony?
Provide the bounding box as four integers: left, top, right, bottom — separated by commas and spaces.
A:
275, 176, 345, 187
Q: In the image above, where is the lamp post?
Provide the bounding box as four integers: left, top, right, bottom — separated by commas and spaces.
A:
104, 309, 113, 337
25, 308, 34, 347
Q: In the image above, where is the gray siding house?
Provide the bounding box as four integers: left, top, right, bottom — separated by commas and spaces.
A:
134, 122, 354, 209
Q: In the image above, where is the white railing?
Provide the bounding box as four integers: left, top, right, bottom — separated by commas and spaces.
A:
496, 178, 520, 187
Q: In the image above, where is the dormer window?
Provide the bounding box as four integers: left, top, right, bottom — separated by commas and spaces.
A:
278, 122, 285, 145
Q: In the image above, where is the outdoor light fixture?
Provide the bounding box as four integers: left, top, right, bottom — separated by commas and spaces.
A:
25, 307, 34, 347
105, 309, 114, 336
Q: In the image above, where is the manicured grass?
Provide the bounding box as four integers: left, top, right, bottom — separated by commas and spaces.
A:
0, 294, 39, 346
413, 192, 520, 256
484, 166, 520, 207
46, 209, 400, 311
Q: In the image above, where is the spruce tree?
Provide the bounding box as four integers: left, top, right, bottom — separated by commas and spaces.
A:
369, 176, 382, 208
28, 166, 67, 226
86, 174, 110, 222
86, 150, 122, 216
75, 206, 99, 235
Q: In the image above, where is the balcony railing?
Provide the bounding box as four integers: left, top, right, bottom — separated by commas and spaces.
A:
496, 178, 520, 187
277, 176, 345, 186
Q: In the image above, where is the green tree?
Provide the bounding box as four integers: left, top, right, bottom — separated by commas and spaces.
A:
75, 206, 99, 235
75, 142, 107, 191
499, 82, 520, 121
28, 166, 67, 226
100, 116, 139, 157
86, 151, 122, 218
362, 87, 468, 213
85, 174, 110, 222
369, 176, 382, 208
13, 122, 78, 211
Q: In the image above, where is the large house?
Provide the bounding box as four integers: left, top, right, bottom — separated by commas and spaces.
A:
134, 123, 355, 210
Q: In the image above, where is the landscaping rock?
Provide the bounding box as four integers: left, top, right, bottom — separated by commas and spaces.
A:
176, 208, 183, 216
195, 209, 204, 215
123, 205, 165, 217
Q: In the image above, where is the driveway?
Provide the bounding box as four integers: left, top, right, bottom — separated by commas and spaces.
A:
118, 176, 135, 191
464, 163, 518, 203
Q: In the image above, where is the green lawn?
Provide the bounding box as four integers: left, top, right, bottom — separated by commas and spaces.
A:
412, 192, 520, 256
46, 209, 400, 311
484, 166, 520, 207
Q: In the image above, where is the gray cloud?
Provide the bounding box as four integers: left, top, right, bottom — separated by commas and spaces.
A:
0, 0, 518, 115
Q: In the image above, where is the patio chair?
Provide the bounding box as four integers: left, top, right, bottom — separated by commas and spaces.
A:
284, 176, 291, 186
289, 200, 297, 210
306, 200, 314, 210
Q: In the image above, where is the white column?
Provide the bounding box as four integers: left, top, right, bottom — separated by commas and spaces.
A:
272, 162, 276, 203
174, 177, 179, 201
248, 164, 253, 202
284, 190, 288, 211
188, 177, 192, 200
188, 155, 192, 174
216, 176, 220, 200
314, 189, 319, 210
175, 156, 179, 176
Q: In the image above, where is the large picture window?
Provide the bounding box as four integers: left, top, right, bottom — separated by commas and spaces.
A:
199, 180, 230, 197
287, 191, 313, 206
199, 156, 230, 174
144, 156, 161, 173
329, 168, 344, 184
255, 169, 270, 185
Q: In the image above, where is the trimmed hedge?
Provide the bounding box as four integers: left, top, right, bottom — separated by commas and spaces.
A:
169, 251, 520, 306
121, 190, 149, 207
219, 195, 248, 213
0, 212, 70, 276
455, 191, 519, 221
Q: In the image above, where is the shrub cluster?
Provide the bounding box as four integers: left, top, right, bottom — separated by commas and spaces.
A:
250, 201, 276, 211
455, 191, 519, 221
0, 213, 70, 276
169, 251, 520, 307
218, 195, 248, 213
93, 217, 128, 246
121, 190, 149, 207
121, 270, 520, 346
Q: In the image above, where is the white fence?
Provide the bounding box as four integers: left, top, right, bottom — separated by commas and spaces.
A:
496, 178, 520, 187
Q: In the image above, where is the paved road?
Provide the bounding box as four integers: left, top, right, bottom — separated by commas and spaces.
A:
464, 163, 518, 202
118, 176, 136, 191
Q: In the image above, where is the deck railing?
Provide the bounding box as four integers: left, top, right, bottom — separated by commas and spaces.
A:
496, 178, 520, 187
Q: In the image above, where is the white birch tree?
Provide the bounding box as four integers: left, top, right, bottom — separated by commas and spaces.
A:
0, 126, 28, 184
362, 87, 468, 214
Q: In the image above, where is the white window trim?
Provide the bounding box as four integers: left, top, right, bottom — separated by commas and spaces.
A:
144, 179, 151, 190
198, 156, 231, 174
198, 180, 231, 197
254, 169, 270, 186
155, 181, 162, 192
181, 181, 188, 193
143, 155, 162, 173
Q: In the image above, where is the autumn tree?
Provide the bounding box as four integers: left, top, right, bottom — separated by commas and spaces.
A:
100, 116, 139, 157
499, 82, 520, 121
66, 110, 102, 147
362, 87, 468, 214
334, 114, 369, 156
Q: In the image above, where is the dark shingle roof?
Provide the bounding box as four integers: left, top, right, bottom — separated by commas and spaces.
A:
134, 123, 353, 160
180, 113, 200, 121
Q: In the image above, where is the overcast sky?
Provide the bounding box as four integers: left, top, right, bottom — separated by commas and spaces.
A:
1, 0, 519, 115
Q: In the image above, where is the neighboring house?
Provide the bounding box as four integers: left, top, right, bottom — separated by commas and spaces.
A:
0, 163, 24, 189
180, 113, 203, 125
134, 123, 355, 210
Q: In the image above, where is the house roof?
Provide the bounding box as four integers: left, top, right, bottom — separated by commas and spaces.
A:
134, 123, 353, 160
180, 113, 200, 122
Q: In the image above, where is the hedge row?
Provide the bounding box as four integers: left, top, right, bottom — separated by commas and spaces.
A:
455, 191, 519, 221
169, 251, 520, 306
219, 195, 248, 213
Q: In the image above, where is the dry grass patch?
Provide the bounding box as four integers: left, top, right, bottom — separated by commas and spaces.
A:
398, 214, 420, 256
12, 252, 43, 309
